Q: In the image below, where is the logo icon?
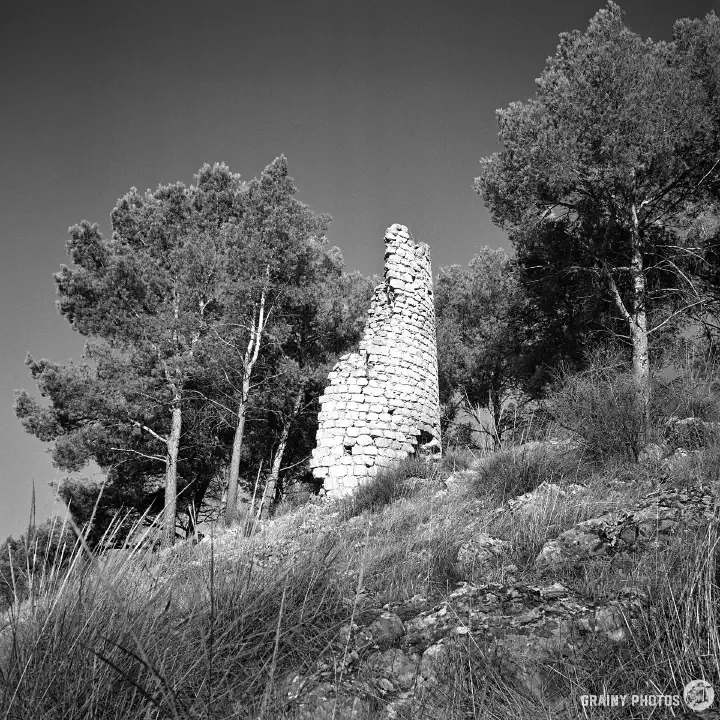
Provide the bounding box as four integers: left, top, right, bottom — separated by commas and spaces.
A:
684, 680, 714, 711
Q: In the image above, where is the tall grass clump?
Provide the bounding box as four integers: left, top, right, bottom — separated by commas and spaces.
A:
0, 509, 359, 720
549, 520, 720, 716
389, 642, 546, 720
471, 445, 589, 505
0, 512, 77, 614
337, 456, 438, 520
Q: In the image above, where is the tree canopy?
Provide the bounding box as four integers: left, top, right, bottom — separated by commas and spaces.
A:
435, 248, 520, 443
475, 2, 720, 408
16, 158, 370, 544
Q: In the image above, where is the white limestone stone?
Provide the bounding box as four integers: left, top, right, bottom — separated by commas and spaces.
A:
313, 223, 441, 497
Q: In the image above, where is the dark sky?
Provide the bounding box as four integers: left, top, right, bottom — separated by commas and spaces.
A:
1, 0, 715, 539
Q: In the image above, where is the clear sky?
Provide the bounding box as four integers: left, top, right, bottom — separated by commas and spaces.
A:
0, 0, 714, 540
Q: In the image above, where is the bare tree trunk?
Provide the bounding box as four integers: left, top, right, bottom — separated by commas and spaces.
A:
185, 471, 215, 539
224, 272, 269, 525
164, 404, 182, 547
259, 386, 304, 520
629, 208, 650, 416
490, 377, 503, 448
605, 205, 650, 430
224, 392, 248, 524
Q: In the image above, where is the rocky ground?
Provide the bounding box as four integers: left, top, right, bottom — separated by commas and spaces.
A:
4, 436, 718, 719
276, 479, 717, 718
173, 436, 720, 718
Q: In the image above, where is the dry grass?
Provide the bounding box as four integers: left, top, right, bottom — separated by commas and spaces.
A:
3, 378, 720, 717
0, 511, 359, 719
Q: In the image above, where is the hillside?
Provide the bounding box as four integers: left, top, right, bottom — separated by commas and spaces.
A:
2, 419, 720, 719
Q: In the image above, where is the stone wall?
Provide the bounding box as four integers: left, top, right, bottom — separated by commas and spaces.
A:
310, 223, 441, 497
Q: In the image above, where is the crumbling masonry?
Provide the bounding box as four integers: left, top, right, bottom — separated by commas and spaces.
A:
310, 223, 441, 497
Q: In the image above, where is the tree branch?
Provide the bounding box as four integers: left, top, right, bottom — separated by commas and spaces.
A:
603, 268, 632, 324
129, 419, 168, 445
278, 454, 312, 473
647, 298, 709, 336
110, 447, 167, 464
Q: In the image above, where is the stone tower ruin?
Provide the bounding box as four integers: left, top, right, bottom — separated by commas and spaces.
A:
310, 223, 441, 497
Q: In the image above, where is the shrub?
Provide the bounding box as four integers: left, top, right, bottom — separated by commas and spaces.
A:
664, 418, 718, 451
272, 485, 320, 518
546, 362, 647, 463
498, 399, 554, 446
443, 421, 476, 450
651, 377, 720, 427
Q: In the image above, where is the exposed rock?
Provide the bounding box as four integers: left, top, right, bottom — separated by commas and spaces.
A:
505, 481, 586, 517
291, 681, 372, 720
443, 466, 481, 493
536, 485, 716, 567
356, 612, 405, 651
513, 438, 578, 455
455, 533, 511, 575
284, 580, 644, 717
